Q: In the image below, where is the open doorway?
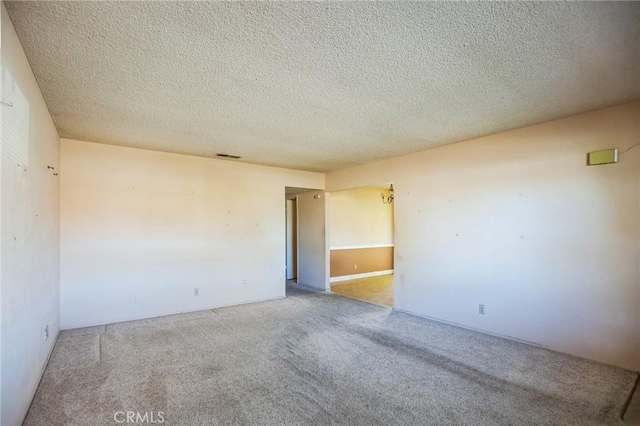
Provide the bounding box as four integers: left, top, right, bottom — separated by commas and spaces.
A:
285, 187, 329, 293
285, 197, 297, 281
328, 184, 394, 307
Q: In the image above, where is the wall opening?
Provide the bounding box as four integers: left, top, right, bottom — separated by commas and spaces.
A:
284, 186, 327, 292
328, 184, 394, 307
285, 198, 297, 280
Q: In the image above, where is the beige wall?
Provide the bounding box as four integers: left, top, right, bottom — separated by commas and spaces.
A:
329, 186, 394, 248
1, 5, 61, 425
60, 139, 324, 329
327, 102, 640, 371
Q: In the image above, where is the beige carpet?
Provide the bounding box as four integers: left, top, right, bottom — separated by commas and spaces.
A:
25, 284, 637, 425
625, 379, 640, 425
330, 274, 393, 307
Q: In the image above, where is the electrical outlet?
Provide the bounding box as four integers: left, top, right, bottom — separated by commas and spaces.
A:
354, 264, 357, 270
44, 325, 49, 340
193, 288, 199, 297
479, 304, 485, 315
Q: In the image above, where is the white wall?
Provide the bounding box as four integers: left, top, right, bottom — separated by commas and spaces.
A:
60, 139, 323, 329
330, 186, 393, 248
1, 4, 61, 425
327, 102, 640, 371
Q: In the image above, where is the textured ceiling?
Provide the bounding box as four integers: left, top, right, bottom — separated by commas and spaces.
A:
6, 1, 640, 172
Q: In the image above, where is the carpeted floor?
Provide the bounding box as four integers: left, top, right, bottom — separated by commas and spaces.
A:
25, 285, 637, 425
625, 381, 640, 425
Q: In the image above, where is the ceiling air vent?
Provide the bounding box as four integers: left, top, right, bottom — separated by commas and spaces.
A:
216, 153, 241, 159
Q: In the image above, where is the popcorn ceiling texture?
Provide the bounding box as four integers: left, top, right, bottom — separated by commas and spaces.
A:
5, 1, 640, 172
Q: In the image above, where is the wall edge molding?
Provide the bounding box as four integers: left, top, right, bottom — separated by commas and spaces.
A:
330, 269, 393, 283
20, 330, 60, 425
330, 244, 394, 250
60, 296, 286, 330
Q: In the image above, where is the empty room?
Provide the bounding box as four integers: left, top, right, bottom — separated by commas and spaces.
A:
1, 1, 639, 425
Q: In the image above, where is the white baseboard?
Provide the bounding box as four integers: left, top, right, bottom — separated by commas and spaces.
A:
61, 295, 285, 330
392, 307, 545, 348
21, 330, 60, 424
330, 244, 394, 250
393, 307, 639, 372
330, 269, 393, 283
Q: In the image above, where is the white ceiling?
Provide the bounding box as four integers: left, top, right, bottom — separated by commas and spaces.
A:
5, 1, 640, 172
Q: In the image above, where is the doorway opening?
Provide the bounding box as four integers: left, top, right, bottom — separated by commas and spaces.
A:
285, 186, 328, 293
328, 184, 394, 307
285, 197, 297, 281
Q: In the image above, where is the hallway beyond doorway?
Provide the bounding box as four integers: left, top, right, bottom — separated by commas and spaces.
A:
330, 274, 393, 307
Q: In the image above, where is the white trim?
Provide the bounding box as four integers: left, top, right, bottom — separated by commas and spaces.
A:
330, 244, 394, 251
21, 330, 60, 425
392, 307, 637, 372
392, 307, 545, 348
330, 269, 393, 283
61, 296, 285, 330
